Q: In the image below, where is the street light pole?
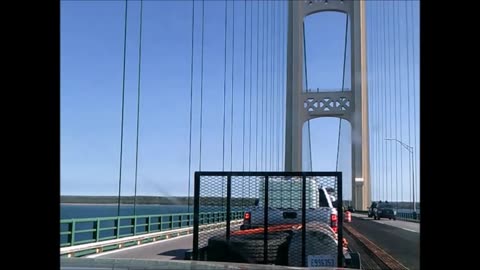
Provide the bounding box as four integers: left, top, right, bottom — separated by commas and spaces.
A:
385, 138, 417, 218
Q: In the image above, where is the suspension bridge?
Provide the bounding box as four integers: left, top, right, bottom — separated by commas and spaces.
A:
60, 0, 419, 269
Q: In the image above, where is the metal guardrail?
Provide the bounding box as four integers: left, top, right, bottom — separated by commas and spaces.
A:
354, 210, 420, 222
60, 211, 244, 247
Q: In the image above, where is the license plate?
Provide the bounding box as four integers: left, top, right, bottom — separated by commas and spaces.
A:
307, 255, 337, 267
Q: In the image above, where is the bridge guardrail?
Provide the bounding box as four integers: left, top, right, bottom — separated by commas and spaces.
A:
354, 210, 420, 222
60, 211, 244, 247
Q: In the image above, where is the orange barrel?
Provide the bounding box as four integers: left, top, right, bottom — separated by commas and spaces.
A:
345, 211, 352, 222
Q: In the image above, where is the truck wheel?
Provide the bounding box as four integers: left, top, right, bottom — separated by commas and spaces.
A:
207, 232, 290, 265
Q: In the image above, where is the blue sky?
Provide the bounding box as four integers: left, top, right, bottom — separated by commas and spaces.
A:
61, 0, 419, 203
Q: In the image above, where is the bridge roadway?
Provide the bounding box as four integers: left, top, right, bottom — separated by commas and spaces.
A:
89, 215, 419, 269
348, 213, 419, 270
88, 224, 241, 260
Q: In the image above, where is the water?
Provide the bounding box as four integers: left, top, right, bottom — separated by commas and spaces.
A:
60, 204, 244, 220
60, 204, 192, 219
60, 204, 244, 245
396, 208, 420, 214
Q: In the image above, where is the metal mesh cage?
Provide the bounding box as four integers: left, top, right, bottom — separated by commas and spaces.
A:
193, 172, 343, 267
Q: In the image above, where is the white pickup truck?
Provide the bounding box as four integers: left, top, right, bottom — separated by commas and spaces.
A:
240, 177, 338, 233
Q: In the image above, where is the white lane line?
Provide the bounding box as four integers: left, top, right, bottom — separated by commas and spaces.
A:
400, 227, 419, 233
86, 234, 192, 258
370, 219, 419, 233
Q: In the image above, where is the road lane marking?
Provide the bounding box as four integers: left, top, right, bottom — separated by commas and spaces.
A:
400, 227, 419, 233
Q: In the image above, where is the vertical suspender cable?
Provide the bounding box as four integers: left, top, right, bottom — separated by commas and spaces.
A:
230, 0, 235, 171
242, 0, 247, 173
302, 22, 312, 172
392, 0, 399, 211
398, 1, 404, 204
133, 0, 144, 217
186, 0, 195, 213
248, 0, 253, 195
282, 2, 288, 170
410, 0, 418, 208
242, 0, 247, 204
264, 0, 268, 171
272, 2, 276, 171
335, 15, 349, 173
374, 3, 380, 202
382, 3, 387, 201
261, 1, 268, 171
375, 2, 381, 202
387, 2, 393, 203
405, 0, 413, 212
260, 0, 264, 171
222, 0, 228, 172
255, 0, 260, 172
276, 1, 279, 171
116, 0, 129, 218
199, 0, 205, 171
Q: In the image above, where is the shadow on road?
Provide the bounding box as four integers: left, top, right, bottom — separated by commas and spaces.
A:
157, 249, 190, 260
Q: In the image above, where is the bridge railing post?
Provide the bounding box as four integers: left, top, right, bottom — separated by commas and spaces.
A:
133, 216, 137, 236
71, 221, 76, 246
116, 217, 120, 239
96, 219, 100, 242
147, 216, 151, 234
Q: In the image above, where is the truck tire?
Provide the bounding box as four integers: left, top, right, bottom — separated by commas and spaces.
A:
207, 232, 290, 265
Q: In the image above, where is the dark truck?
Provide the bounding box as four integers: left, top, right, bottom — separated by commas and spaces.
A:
368, 201, 397, 220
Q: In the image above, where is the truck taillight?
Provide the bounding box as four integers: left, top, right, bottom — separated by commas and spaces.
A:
244, 212, 251, 221
330, 213, 338, 233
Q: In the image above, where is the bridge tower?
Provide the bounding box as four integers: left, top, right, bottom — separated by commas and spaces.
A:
284, 0, 370, 210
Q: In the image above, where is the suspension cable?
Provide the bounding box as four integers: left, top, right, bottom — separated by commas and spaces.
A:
242, 0, 246, 204
268, 2, 271, 171
398, 1, 403, 205
392, 0, 399, 210
222, 0, 228, 171
270, 2, 274, 171
230, 0, 235, 171
270, 2, 277, 171
275, 1, 279, 171
186, 0, 195, 213
374, 2, 381, 202
133, 0, 144, 217
264, 0, 268, 171
382, 2, 387, 201
260, 0, 265, 171
116, 0, 129, 218
199, 0, 205, 171
242, 0, 247, 172
282, 2, 286, 171
387, 1, 393, 203
376, 2, 382, 202
335, 15, 349, 173
255, 0, 260, 172
248, 0, 253, 174
369, 4, 377, 201
248, 0, 253, 196
302, 22, 312, 172
410, 0, 418, 208
405, 0, 413, 211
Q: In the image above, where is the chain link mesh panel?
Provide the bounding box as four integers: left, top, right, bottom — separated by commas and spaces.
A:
193, 172, 343, 267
